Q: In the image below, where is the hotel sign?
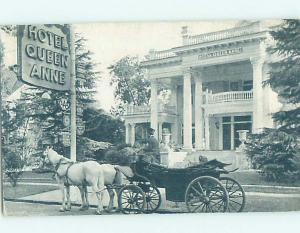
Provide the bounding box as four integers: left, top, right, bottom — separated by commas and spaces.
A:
198, 47, 243, 60
18, 25, 71, 91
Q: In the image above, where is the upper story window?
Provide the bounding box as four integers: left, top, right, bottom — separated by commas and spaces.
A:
243, 80, 253, 91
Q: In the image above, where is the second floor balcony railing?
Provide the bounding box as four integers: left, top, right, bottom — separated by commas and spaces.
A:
204, 90, 253, 104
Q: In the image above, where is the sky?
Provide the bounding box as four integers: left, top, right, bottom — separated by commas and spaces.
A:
1, 21, 242, 111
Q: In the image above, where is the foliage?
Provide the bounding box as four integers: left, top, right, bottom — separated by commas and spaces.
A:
266, 19, 300, 135
245, 20, 300, 182
245, 129, 300, 182
83, 107, 125, 144
3, 151, 25, 187
103, 144, 140, 165
108, 56, 150, 116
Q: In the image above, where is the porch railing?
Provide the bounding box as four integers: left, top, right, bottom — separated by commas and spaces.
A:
204, 90, 253, 104
125, 105, 150, 115
147, 49, 177, 60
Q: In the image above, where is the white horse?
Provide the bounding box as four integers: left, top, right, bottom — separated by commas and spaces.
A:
43, 146, 131, 215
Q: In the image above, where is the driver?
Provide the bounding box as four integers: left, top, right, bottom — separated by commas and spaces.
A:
143, 128, 160, 164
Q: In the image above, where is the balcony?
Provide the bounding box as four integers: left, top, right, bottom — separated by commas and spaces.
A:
147, 49, 177, 60
183, 22, 261, 46
204, 90, 253, 105
124, 104, 176, 116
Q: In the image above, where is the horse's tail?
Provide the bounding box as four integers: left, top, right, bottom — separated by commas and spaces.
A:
94, 171, 106, 194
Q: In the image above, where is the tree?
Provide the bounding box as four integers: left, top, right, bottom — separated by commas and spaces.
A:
245, 20, 300, 182
83, 107, 124, 144
2, 31, 101, 164
267, 20, 300, 135
108, 56, 150, 116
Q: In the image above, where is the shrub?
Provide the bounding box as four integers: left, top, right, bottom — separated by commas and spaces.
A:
103, 145, 140, 165
3, 151, 25, 187
245, 128, 300, 183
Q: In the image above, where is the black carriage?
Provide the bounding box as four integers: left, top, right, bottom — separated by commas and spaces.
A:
117, 159, 246, 214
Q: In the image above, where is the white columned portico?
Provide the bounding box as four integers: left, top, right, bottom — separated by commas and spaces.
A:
204, 114, 210, 150
251, 57, 264, 133
194, 72, 204, 150
125, 123, 130, 144
183, 68, 193, 150
150, 79, 158, 139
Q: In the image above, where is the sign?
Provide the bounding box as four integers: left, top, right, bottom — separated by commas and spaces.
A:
198, 47, 243, 60
18, 25, 71, 91
61, 131, 71, 146
58, 98, 70, 111
63, 113, 71, 127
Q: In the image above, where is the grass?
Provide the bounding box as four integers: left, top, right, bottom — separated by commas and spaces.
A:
3, 183, 58, 199
227, 170, 300, 187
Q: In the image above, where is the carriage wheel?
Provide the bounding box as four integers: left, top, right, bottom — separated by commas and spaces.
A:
118, 185, 145, 214
143, 185, 162, 214
185, 176, 229, 213
219, 177, 246, 212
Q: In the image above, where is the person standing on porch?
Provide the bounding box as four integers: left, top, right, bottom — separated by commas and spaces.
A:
143, 128, 160, 163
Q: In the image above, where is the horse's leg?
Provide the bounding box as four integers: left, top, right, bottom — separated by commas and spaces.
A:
92, 177, 104, 215
65, 185, 71, 211
58, 182, 66, 212
78, 186, 86, 211
106, 187, 115, 212
84, 185, 89, 209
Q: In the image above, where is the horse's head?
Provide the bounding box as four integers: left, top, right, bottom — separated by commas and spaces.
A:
43, 145, 62, 165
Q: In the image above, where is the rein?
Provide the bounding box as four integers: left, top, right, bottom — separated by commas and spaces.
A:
53, 157, 76, 186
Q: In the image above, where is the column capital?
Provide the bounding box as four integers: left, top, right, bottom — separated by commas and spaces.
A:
182, 67, 193, 76
250, 56, 265, 66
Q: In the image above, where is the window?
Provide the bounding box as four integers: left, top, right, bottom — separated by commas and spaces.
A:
243, 80, 253, 91
222, 116, 231, 123
230, 81, 239, 91
234, 115, 252, 122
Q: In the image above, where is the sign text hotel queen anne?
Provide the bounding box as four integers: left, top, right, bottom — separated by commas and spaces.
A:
18, 25, 71, 91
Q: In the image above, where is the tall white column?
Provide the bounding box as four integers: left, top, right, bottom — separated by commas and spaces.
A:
170, 83, 179, 144
130, 123, 135, 146
195, 73, 204, 150
158, 122, 163, 142
251, 57, 264, 133
183, 68, 193, 150
204, 114, 210, 150
150, 79, 158, 139
125, 123, 130, 144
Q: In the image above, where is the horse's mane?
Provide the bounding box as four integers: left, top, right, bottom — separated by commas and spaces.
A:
49, 148, 72, 162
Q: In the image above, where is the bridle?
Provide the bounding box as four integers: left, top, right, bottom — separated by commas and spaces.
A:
45, 149, 75, 186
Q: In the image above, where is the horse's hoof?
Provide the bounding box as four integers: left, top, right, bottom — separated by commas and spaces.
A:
65, 207, 71, 211
95, 210, 103, 215
59, 208, 65, 212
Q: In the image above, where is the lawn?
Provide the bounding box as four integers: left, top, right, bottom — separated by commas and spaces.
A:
226, 170, 300, 187
3, 183, 58, 199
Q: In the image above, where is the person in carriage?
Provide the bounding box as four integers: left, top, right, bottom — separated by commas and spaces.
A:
142, 128, 160, 164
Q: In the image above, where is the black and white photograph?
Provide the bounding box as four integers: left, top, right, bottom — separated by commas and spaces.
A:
0, 19, 299, 218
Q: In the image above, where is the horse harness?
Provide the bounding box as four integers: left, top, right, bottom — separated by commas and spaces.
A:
54, 159, 120, 189
54, 158, 78, 187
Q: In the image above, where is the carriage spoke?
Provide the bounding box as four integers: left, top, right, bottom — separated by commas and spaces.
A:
191, 186, 203, 196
